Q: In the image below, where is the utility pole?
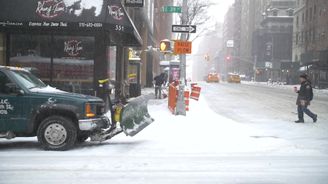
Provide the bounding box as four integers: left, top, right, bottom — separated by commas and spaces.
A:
175, 0, 188, 116
254, 55, 257, 81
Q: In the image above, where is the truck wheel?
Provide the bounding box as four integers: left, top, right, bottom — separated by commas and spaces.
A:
37, 116, 77, 151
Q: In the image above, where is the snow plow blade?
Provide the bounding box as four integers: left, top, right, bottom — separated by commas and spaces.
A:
120, 94, 155, 137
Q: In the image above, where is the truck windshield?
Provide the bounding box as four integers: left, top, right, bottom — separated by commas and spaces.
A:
10, 70, 47, 89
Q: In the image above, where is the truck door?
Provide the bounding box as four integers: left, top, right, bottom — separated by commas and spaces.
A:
0, 71, 28, 132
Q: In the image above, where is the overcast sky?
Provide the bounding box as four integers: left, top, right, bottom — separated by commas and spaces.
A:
208, 0, 235, 23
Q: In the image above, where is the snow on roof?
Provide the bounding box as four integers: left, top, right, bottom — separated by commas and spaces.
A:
0, 65, 29, 72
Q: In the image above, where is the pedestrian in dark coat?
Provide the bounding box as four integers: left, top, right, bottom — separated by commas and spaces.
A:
153, 73, 167, 99
295, 74, 318, 123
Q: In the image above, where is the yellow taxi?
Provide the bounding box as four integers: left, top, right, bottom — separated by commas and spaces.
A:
207, 72, 220, 83
227, 73, 241, 83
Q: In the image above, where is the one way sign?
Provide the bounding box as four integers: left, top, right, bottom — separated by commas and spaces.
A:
172, 25, 197, 33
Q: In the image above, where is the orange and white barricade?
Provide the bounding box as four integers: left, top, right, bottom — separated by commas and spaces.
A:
168, 82, 191, 113
190, 85, 201, 101
168, 83, 178, 114
184, 90, 190, 111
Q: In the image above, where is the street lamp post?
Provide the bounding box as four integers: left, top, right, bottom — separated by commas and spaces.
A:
175, 0, 188, 116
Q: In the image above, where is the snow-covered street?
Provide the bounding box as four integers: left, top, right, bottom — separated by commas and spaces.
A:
1, 82, 328, 184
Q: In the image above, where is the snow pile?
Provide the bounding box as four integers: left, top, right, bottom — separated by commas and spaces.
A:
29, 86, 67, 93
243, 81, 328, 95
63, 0, 103, 16
118, 95, 322, 156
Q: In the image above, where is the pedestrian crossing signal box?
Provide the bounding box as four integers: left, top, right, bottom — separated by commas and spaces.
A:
160, 40, 173, 53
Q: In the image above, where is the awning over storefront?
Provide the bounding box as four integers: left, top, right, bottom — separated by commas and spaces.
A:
0, 0, 142, 46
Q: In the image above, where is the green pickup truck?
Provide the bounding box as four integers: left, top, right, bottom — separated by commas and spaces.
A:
0, 66, 153, 151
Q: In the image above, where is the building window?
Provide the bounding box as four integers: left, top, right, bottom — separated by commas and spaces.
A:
296, 15, 299, 26
10, 34, 52, 82
288, 10, 294, 16
320, 71, 327, 80
296, 33, 299, 45
305, 9, 308, 22
313, 28, 316, 42
9, 34, 95, 95
52, 36, 95, 95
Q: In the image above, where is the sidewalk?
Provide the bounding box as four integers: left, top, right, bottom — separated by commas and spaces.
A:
133, 95, 325, 156
242, 81, 328, 95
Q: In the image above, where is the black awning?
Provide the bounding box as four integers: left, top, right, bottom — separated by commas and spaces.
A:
0, 0, 142, 46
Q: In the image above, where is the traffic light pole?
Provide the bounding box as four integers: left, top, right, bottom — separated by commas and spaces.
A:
175, 0, 188, 116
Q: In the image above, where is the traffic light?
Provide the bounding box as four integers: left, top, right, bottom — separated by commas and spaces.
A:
204, 54, 210, 61
225, 55, 232, 62
159, 39, 172, 53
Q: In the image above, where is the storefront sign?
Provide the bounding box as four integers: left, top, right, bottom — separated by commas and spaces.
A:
125, 0, 144, 7
35, 0, 104, 19
64, 40, 83, 57
108, 5, 125, 21
0, 21, 23, 27
0, 0, 141, 43
36, 0, 66, 19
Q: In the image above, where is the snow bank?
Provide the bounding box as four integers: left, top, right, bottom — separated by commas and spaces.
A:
243, 81, 328, 95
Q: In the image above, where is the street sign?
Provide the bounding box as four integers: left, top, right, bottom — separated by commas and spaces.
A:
226, 40, 234, 48
265, 62, 273, 69
125, 0, 144, 7
162, 6, 182, 13
172, 25, 197, 33
174, 40, 192, 54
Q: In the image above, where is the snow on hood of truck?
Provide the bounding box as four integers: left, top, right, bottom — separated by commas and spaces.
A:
29, 86, 67, 94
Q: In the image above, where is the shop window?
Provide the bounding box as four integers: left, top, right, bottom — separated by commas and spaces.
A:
10, 34, 51, 83
52, 36, 95, 95
320, 71, 327, 80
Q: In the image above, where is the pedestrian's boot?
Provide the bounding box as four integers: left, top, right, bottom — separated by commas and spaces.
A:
313, 115, 318, 123
295, 119, 304, 123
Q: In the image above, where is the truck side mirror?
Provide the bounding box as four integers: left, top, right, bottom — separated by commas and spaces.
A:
5, 83, 24, 95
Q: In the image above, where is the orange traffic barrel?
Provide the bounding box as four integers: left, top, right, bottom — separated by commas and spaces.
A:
190, 86, 201, 101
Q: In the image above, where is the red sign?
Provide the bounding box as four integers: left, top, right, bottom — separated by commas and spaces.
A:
174, 40, 192, 54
